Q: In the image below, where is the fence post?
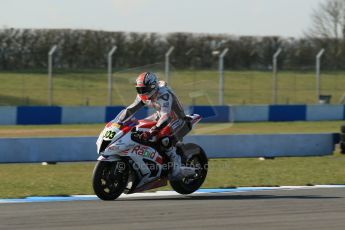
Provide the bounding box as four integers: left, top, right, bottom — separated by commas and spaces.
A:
107, 46, 117, 106
219, 48, 229, 105
48, 45, 57, 106
316, 49, 325, 103
165, 46, 174, 83
272, 48, 282, 104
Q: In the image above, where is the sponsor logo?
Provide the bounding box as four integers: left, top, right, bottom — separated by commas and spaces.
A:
107, 146, 119, 151
131, 145, 156, 159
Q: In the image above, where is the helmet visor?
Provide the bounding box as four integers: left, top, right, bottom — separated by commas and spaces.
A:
136, 85, 155, 95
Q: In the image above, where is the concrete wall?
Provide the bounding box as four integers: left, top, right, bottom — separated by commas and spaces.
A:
0, 133, 338, 163
306, 105, 344, 121
186, 134, 338, 158
0, 105, 344, 125
230, 105, 269, 122
62, 107, 106, 124
0, 107, 16, 125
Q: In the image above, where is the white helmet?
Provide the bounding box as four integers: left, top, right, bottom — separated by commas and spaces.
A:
135, 72, 158, 101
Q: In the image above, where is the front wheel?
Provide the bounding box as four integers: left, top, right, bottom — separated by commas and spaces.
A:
170, 143, 208, 195
92, 160, 128, 200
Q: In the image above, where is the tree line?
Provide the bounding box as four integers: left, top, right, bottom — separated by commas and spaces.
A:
0, 28, 343, 71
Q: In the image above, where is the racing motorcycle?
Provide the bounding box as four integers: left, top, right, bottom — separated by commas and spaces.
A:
92, 113, 208, 200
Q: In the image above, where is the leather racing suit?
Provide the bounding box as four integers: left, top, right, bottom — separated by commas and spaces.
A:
118, 81, 191, 144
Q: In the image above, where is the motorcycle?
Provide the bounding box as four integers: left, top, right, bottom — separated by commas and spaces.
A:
92, 113, 208, 200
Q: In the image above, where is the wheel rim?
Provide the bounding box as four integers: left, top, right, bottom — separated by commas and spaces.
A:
99, 162, 125, 195
182, 156, 206, 185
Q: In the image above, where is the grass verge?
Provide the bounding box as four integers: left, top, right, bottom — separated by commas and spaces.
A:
0, 152, 344, 198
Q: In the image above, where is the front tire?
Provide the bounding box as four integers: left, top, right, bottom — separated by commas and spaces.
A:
92, 160, 128, 200
170, 143, 208, 194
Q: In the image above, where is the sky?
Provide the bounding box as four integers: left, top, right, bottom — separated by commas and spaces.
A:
0, 0, 325, 38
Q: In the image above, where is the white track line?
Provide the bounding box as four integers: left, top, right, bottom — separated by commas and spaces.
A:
1, 185, 344, 204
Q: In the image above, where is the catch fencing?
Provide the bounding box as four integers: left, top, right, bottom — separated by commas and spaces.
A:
1, 65, 345, 106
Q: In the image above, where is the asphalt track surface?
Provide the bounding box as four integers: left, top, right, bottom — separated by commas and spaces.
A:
1, 187, 345, 230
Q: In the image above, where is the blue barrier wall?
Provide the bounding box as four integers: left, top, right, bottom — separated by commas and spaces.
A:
17, 106, 62, 125
105, 106, 149, 122
0, 133, 338, 163
269, 105, 306, 121
1, 105, 345, 125
190, 106, 230, 122
105, 106, 125, 122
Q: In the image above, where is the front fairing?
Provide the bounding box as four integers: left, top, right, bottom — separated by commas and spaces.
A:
102, 133, 135, 156
96, 119, 137, 155
96, 122, 122, 154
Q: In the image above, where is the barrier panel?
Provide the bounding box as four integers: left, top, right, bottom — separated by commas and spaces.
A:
0, 107, 16, 125
17, 106, 62, 125
0, 105, 344, 125
0, 137, 95, 163
105, 106, 149, 122
0, 133, 339, 163
306, 105, 344, 121
189, 106, 230, 122
269, 105, 306, 121
230, 105, 269, 122
105, 106, 125, 122
185, 133, 338, 158
62, 106, 105, 124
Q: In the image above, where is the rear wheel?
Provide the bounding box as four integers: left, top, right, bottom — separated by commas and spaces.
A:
92, 160, 128, 200
341, 125, 345, 134
170, 143, 208, 194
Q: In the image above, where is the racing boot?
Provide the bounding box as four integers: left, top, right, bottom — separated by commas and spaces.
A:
165, 147, 196, 181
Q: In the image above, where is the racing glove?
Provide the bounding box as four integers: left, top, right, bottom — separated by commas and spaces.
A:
139, 126, 159, 142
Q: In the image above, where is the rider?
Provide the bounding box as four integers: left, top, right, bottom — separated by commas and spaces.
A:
118, 72, 194, 180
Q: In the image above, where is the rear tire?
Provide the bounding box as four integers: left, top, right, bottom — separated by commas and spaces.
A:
341, 142, 345, 154
92, 160, 128, 200
341, 125, 345, 134
170, 143, 208, 195
340, 133, 345, 143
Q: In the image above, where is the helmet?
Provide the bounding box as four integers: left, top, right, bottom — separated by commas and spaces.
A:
135, 72, 158, 101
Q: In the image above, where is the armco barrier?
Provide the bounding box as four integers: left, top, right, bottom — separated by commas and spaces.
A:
0, 105, 345, 125
0, 133, 339, 163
